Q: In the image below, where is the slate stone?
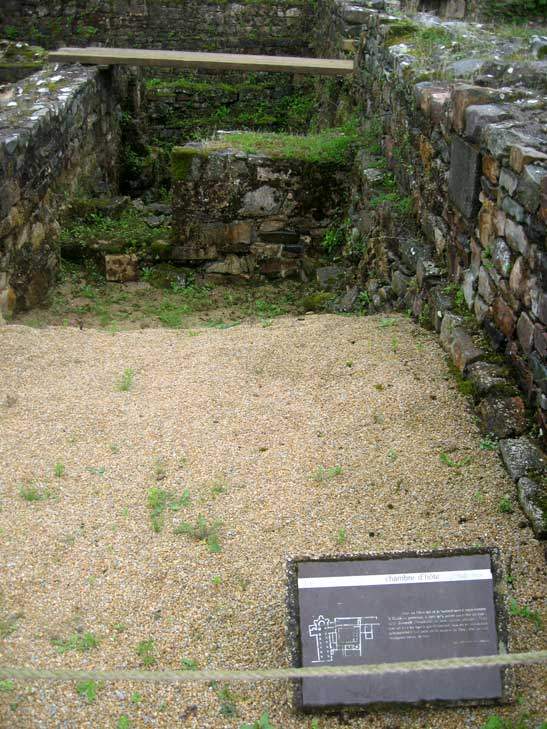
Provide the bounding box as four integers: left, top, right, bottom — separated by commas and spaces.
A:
466, 362, 508, 396
440, 312, 465, 351
399, 239, 431, 274
529, 352, 547, 396
499, 437, 547, 481
316, 265, 345, 289
531, 290, 547, 326
464, 105, 509, 144
452, 331, 484, 372
448, 136, 481, 219
499, 168, 519, 195
501, 196, 525, 223
429, 286, 453, 333
391, 270, 411, 297
516, 164, 547, 213
517, 477, 547, 539
478, 267, 496, 304
516, 312, 535, 354
492, 238, 513, 277
478, 395, 527, 438
462, 270, 477, 308
337, 286, 360, 312
505, 219, 529, 256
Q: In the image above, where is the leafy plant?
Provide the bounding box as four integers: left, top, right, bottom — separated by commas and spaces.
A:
136, 638, 156, 666
310, 465, 343, 483
148, 487, 190, 532
54, 460, 65, 478
118, 368, 135, 392
181, 657, 198, 670
439, 452, 472, 468
52, 632, 100, 654
175, 516, 223, 553
0, 680, 14, 693
499, 497, 514, 513
508, 599, 543, 631
76, 681, 102, 702
480, 436, 498, 451
378, 318, 397, 328
335, 528, 348, 545
240, 712, 276, 729
19, 485, 50, 502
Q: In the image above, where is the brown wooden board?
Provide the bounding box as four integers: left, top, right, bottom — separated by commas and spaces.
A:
48, 47, 354, 76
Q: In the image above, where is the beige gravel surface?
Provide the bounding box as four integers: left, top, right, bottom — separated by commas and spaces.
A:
0, 313, 545, 729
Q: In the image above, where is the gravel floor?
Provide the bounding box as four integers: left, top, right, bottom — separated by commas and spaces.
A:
0, 314, 545, 729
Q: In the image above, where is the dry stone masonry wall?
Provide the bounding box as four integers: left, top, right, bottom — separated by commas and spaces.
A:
0, 64, 124, 315
170, 138, 348, 280
0, 0, 312, 56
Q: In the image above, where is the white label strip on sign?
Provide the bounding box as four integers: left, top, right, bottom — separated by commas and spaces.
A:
298, 569, 493, 589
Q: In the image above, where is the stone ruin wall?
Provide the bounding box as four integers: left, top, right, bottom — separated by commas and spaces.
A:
0, 0, 312, 56
170, 141, 348, 280
0, 65, 126, 316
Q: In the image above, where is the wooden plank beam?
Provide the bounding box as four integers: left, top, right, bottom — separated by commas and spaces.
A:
48, 47, 354, 76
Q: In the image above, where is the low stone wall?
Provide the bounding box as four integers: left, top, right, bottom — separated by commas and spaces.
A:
170, 139, 348, 280
0, 0, 312, 56
0, 63, 125, 315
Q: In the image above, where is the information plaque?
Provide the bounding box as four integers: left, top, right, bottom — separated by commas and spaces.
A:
289, 551, 504, 709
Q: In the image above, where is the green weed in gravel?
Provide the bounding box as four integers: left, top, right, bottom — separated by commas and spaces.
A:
52, 631, 100, 654
175, 516, 222, 553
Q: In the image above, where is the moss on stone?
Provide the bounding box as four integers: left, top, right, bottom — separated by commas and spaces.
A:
300, 291, 335, 312
171, 147, 201, 181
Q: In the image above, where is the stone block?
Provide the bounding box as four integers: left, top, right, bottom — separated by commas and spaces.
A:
439, 312, 464, 351
499, 168, 518, 195
492, 296, 516, 338
240, 185, 281, 217
529, 352, 547, 396
466, 362, 507, 396
399, 239, 431, 275
462, 269, 477, 308
105, 254, 138, 283
205, 254, 256, 277
531, 290, 547, 326
516, 165, 547, 213
534, 324, 547, 359
499, 436, 547, 481
474, 295, 489, 324
450, 328, 484, 373
516, 312, 535, 354
505, 219, 529, 256
482, 155, 500, 184
517, 477, 547, 540
478, 396, 526, 438
501, 195, 525, 223
338, 286, 360, 312
451, 85, 499, 134
478, 266, 496, 304
428, 286, 452, 333
464, 105, 509, 144
492, 237, 513, 277
316, 265, 345, 289
509, 145, 547, 174
448, 136, 481, 219
391, 270, 411, 297
540, 176, 547, 223
416, 259, 442, 288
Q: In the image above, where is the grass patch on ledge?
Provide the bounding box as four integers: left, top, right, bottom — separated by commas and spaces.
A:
192, 120, 359, 168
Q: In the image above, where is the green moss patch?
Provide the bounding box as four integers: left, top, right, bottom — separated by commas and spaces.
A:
171, 147, 202, 181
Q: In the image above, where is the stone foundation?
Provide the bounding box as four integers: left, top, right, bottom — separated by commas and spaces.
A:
170, 138, 349, 280
0, 64, 126, 315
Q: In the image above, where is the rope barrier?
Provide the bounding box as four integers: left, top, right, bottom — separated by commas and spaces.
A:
1, 650, 546, 685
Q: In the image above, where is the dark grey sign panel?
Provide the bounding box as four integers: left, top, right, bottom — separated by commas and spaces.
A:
295, 553, 501, 707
